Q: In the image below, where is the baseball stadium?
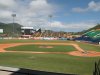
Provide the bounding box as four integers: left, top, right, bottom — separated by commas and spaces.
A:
0, 0, 100, 75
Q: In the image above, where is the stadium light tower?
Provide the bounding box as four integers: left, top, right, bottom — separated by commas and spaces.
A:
12, 14, 16, 37
48, 15, 53, 37
49, 15, 52, 28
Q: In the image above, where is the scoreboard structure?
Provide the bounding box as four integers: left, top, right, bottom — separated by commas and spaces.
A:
21, 27, 35, 35
0, 29, 3, 33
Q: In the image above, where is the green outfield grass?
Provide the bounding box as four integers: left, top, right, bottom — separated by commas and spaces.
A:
0, 53, 99, 75
0, 39, 100, 75
5, 45, 75, 52
0, 39, 70, 44
2, 39, 100, 52
75, 42, 100, 52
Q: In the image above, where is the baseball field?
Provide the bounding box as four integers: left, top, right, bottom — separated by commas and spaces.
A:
0, 39, 100, 75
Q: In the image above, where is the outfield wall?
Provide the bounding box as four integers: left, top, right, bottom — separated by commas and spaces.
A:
33, 37, 67, 40
0, 37, 68, 40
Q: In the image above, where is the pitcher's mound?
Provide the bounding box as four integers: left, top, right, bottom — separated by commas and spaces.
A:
68, 51, 100, 57
39, 46, 53, 48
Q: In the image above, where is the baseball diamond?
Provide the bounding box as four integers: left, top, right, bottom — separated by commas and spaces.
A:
0, 39, 100, 75
0, 0, 100, 75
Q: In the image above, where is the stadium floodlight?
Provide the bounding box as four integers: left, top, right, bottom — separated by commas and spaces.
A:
48, 15, 53, 37
12, 14, 16, 37
48, 15, 52, 27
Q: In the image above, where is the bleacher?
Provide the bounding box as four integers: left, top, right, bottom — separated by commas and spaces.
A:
75, 30, 100, 43
84, 30, 100, 39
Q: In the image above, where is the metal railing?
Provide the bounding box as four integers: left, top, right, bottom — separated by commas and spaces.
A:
93, 60, 100, 75
0, 66, 76, 75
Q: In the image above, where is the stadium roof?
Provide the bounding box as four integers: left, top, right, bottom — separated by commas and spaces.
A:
21, 27, 34, 29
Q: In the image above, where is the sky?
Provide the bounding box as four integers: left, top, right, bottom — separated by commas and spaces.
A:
0, 0, 100, 32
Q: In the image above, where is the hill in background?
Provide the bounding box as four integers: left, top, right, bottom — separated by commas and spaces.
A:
0, 22, 22, 36
0, 22, 100, 37
77, 24, 100, 35
85, 24, 100, 32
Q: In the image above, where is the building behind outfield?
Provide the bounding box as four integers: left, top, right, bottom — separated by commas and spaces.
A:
21, 27, 35, 35
21, 27, 35, 38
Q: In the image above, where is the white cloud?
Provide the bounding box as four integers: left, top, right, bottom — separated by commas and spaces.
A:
46, 21, 96, 32
30, 0, 50, 9
72, 1, 100, 12
88, 1, 100, 11
0, 10, 13, 18
0, 0, 16, 9
29, 0, 53, 14
51, 21, 65, 28
16, 0, 54, 26
0, 0, 98, 32
0, 0, 54, 26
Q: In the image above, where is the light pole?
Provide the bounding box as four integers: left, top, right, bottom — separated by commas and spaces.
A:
12, 14, 16, 37
48, 15, 53, 37
49, 15, 52, 28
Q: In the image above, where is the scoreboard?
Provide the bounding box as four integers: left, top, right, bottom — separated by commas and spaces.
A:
21, 27, 35, 35
0, 29, 3, 33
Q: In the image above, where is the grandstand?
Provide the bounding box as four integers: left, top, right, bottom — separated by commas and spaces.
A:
75, 30, 100, 44
83, 30, 100, 39
32, 30, 68, 40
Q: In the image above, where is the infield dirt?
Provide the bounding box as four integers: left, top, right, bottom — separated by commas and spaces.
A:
0, 43, 100, 57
